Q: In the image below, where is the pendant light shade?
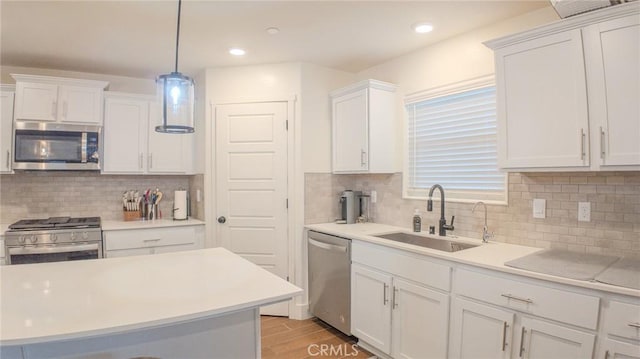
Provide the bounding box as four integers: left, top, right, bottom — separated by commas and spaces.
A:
156, 0, 195, 134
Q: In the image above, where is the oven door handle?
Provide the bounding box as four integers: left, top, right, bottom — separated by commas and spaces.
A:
8, 243, 99, 255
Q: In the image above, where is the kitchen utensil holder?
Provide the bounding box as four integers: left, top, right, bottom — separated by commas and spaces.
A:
143, 204, 159, 221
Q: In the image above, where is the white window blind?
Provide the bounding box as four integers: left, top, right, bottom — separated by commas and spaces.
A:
405, 82, 506, 203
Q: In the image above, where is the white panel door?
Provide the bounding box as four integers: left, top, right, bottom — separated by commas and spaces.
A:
392, 278, 449, 359
58, 85, 103, 124
102, 97, 147, 174
496, 29, 589, 169
147, 102, 186, 173
351, 264, 392, 354
14, 82, 58, 122
584, 15, 640, 167
449, 297, 514, 359
0, 90, 14, 173
600, 338, 640, 359
216, 102, 288, 316
332, 88, 368, 172
518, 317, 595, 359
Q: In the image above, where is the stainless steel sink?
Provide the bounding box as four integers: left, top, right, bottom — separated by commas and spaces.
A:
374, 232, 479, 252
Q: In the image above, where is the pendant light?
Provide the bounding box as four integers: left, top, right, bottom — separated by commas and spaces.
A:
156, 0, 195, 134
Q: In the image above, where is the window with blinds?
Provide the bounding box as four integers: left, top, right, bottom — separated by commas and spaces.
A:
404, 78, 507, 203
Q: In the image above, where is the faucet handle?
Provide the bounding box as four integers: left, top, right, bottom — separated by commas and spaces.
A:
443, 215, 455, 231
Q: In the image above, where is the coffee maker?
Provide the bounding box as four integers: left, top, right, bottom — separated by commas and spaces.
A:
338, 190, 370, 224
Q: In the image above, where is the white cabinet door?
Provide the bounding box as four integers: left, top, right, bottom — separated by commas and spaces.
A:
147, 102, 186, 173
584, 15, 640, 168
495, 29, 590, 169
58, 85, 103, 124
391, 278, 449, 359
351, 264, 392, 354
0, 90, 14, 173
102, 96, 147, 174
601, 338, 640, 359
450, 297, 515, 359
332, 88, 368, 172
518, 317, 595, 359
14, 82, 58, 122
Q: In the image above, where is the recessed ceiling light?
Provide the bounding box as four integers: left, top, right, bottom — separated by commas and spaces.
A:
229, 48, 246, 56
266, 27, 280, 35
413, 23, 433, 34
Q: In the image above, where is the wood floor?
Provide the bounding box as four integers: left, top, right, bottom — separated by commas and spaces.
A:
261, 316, 374, 359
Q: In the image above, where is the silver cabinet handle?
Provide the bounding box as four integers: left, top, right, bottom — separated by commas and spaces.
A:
5, 150, 9, 169
393, 287, 399, 309
143, 238, 162, 242
604, 350, 609, 359
600, 127, 606, 159
502, 321, 508, 351
360, 149, 367, 166
628, 322, 640, 329
501, 293, 533, 304
519, 326, 526, 357
383, 283, 389, 305
580, 128, 586, 160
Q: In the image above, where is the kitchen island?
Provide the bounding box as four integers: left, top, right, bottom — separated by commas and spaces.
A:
0, 248, 302, 358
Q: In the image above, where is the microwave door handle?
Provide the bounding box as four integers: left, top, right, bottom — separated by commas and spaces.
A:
9, 243, 99, 255
81, 132, 87, 163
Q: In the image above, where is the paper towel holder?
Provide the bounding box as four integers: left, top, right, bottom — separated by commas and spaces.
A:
173, 189, 189, 221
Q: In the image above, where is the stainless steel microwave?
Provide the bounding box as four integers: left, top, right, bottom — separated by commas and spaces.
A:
13, 121, 101, 170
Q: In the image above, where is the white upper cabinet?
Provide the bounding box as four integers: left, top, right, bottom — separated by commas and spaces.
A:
583, 14, 640, 168
12, 74, 108, 125
331, 79, 397, 174
102, 92, 192, 175
0, 86, 15, 174
486, 4, 640, 171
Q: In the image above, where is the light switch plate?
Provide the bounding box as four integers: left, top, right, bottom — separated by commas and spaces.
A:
578, 202, 591, 222
533, 199, 546, 219
370, 190, 377, 203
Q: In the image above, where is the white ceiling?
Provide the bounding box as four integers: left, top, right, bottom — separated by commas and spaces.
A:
1, 1, 550, 79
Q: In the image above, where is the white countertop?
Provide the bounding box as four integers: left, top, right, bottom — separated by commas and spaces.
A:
306, 222, 640, 298
101, 218, 205, 231
0, 247, 301, 346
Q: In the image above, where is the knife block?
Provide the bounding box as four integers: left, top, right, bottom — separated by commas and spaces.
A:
123, 209, 141, 222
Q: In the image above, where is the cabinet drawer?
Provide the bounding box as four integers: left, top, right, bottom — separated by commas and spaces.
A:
104, 226, 197, 251
352, 241, 451, 292
604, 300, 640, 340
455, 268, 600, 329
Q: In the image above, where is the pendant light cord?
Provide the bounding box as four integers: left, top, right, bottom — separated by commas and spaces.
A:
174, 0, 182, 73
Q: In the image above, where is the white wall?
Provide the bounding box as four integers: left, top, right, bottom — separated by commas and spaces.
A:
300, 63, 354, 173
0, 65, 156, 94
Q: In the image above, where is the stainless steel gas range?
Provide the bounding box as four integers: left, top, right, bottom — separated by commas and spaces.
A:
4, 217, 103, 265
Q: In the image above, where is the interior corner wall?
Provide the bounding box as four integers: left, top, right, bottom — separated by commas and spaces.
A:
300, 63, 355, 173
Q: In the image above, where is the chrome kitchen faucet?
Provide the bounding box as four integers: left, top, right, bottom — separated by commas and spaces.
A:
472, 201, 494, 243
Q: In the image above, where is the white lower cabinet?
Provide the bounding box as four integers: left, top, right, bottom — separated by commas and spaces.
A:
103, 226, 204, 258
519, 317, 595, 359
449, 297, 514, 359
601, 338, 640, 359
600, 300, 640, 359
351, 241, 450, 358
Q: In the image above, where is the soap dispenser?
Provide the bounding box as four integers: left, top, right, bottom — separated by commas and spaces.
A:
412, 209, 422, 232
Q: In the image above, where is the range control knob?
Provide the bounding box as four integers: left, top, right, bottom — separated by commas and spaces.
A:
82, 232, 89, 240
18, 235, 26, 244
29, 235, 38, 244
50, 234, 58, 242
70, 232, 77, 241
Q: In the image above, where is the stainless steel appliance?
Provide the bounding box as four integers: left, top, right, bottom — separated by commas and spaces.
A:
4, 216, 103, 265
308, 230, 351, 335
13, 121, 101, 170
338, 190, 362, 224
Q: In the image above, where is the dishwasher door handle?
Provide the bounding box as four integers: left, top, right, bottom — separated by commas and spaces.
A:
308, 238, 348, 253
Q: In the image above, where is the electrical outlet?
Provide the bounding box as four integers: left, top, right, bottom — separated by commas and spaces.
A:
533, 199, 546, 219
370, 190, 377, 203
578, 202, 591, 222
196, 189, 201, 202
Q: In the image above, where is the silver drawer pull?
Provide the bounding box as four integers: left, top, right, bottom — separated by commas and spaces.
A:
501, 293, 533, 304
502, 321, 508, 351
628, 322, 640, 329
143, 238, 162, 242
383, 283, 389, 305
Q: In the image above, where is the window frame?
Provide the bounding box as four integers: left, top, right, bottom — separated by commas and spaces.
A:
402, 75, 508, 205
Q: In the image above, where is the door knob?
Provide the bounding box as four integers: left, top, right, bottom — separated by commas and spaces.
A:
217, 216, 226, 224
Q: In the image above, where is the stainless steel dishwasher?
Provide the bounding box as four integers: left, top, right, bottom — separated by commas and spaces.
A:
308, 230, 351, 335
